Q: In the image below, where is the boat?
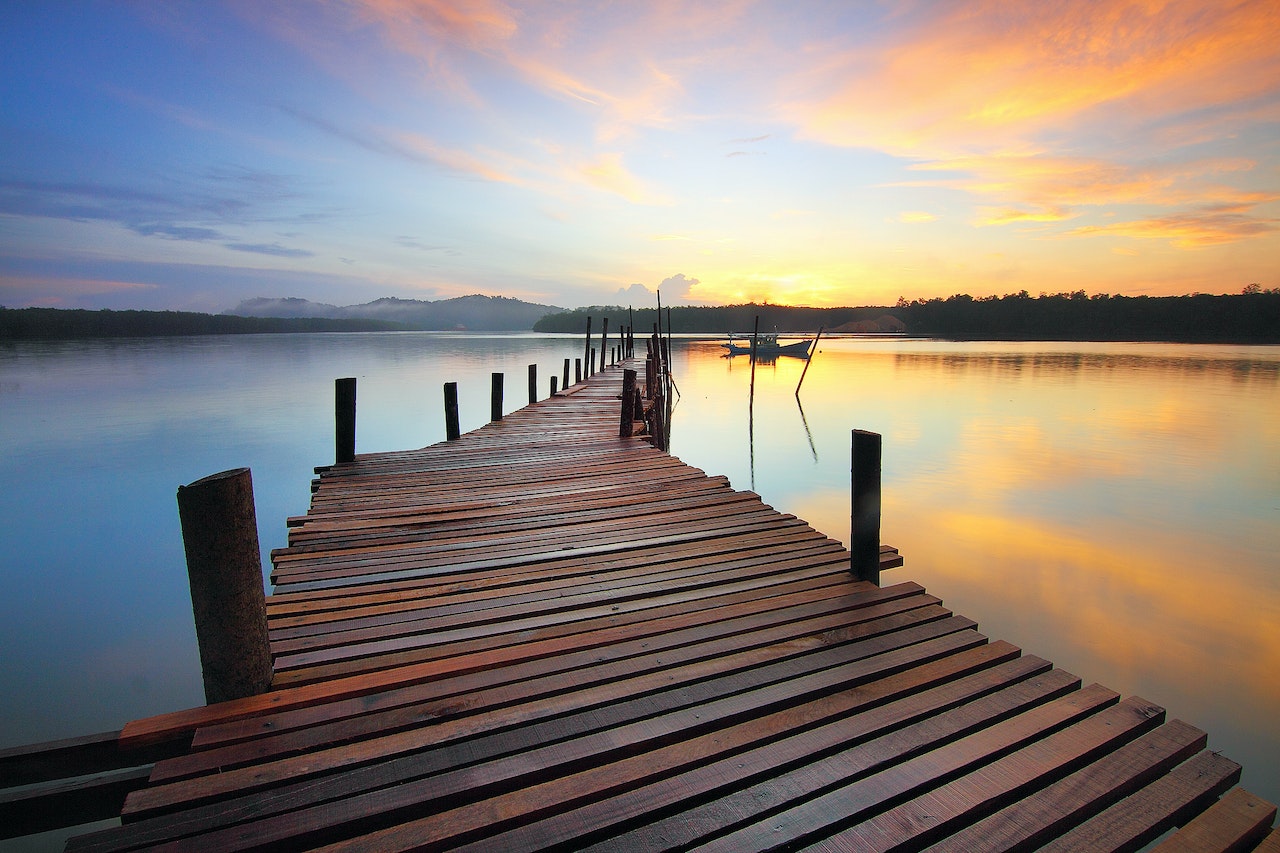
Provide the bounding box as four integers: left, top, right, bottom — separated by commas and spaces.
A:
722, 332, 812, 358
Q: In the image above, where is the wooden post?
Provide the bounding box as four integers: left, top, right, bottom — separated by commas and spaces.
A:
176, 468, 272, 704
575, 358, 582, 384
600, 317, 609, 371
619, 368, 637, 437
851, 429, 882, 585
583, 316, 592, 379
562, 358, 570, 390
650, 386, 666, 451
550, 376, 559, 395
490, 372, 503, 422
795, 325, 824, 397
528, 363, 538, 405
443, 382, 460, 441
334, 377, 356, 465
590, 348, 597, 376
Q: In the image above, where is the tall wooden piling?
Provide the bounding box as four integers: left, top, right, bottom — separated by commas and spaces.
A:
335, 377, 356, 465
619, 368, 637, 437
443, 382, 460, 441
176, 468, 272, 704
851, 429, 883, 584
491, 372, 504, 422
528, 364, 538, 405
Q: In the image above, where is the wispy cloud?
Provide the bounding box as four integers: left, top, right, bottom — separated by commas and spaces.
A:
1068, 202, 1280, 248
224, 242, 315, 258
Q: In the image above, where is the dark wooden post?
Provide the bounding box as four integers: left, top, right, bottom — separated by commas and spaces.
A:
575, 358, 582, 384
600, 317, 609, 370
650, 387, 666, 451
590, 348, 597, 376
528, 363, 538, 405
851, 429, 883, 584
619, 368, 637, 437
550, 376, 559, 395
490, 372, 503, 422
562, 358, 570, 390
176, 468, 272, 704
335, 377, 356, 464
583, 316, 593, 378
443, 381, 460, 441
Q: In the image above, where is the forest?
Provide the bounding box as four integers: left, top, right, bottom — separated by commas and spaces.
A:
0, 307, 405, 339
533, 289, 1280, 344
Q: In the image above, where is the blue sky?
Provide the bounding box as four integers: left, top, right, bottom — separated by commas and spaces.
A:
2, 1, 1277, 311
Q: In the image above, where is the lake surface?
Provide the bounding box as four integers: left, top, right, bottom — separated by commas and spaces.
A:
2, 333, 1277, 839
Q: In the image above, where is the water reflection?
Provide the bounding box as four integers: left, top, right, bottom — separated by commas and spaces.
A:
667, 336, 1280, 806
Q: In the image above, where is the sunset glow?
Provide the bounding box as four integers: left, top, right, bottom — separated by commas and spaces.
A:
2, 1, 1277, 311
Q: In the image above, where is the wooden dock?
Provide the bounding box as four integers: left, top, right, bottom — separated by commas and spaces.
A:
37, 358, 1280, 850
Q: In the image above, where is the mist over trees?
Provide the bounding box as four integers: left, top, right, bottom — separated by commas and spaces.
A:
0, 308, 405, 339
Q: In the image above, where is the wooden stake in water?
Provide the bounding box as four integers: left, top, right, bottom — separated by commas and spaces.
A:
176, 468, 272, 704
491, 372, 504, 422
335, 377, 356, 465
528, 363, 538, 405
851, 429, 882, 585
795, 325, 824, 397
443, 382, 460, 441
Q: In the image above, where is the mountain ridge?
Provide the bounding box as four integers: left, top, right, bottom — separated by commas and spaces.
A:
226, 294, 564, 331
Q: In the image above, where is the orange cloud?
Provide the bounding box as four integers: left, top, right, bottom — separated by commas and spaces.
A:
1068, 201, 1280, 247
787, 0, 1280, 157
578, 152, 670, 205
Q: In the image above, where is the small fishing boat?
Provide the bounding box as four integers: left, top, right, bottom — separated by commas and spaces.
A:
722, 333, 812, 358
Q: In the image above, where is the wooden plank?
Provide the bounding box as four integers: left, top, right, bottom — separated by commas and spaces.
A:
924, 719, 1209, 852
1038, 749, 1243, 853
1149, 787, 1277, 853
451, 659, 1073, 853
0, 766, 152, 840
79, 640, 1022, 852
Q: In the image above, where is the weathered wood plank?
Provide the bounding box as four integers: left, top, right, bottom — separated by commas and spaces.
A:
1149, 787, 1277, 853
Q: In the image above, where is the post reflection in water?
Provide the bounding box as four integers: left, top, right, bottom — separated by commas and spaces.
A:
666, 336, 1280, 808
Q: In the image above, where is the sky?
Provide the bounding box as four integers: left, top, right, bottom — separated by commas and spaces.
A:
1, 1, 1277, 312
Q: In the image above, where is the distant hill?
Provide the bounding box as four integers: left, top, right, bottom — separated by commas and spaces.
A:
228, 294, 564, 331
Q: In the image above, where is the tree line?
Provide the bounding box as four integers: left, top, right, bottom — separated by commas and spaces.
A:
534, 289, 1280, 344
0, 307, 406, 339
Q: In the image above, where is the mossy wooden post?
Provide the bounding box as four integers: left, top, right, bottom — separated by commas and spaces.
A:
527, 364, 538, 405
851, 429, 882, 584
443, 381, 460, 441
176, 468, 272, 705
619, 368, 637, 437
491, 372, 504, 422
335, 377, 356, 464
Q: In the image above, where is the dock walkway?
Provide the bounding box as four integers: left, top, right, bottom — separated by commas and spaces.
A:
65, 359, 1277, 851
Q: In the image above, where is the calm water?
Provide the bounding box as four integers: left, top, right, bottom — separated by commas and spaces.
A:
2, 333, 1277, 841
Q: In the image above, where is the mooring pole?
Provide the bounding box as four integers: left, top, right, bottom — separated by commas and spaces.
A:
619, 368, 637, 437
176, 468, 272, 704
491, 372, 504, 422
583, 316, 593, 378
443, 382, 461, 441
600, 317, 609, 370
528, 363, 538, 405
335, 377, 356, 465
562, 358, 570, 390
575, 358, 582, 385
795, 325, 824, 397
851, 429, 883, 585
